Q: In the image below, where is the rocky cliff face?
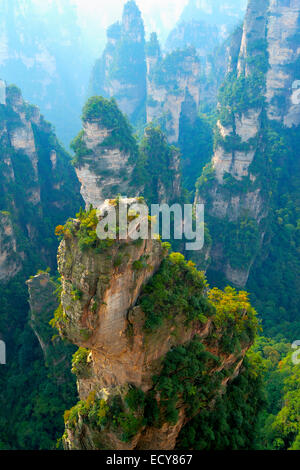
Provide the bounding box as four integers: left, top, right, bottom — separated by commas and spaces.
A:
27, 273, 59, 362
235, 0, 300, 126
74, 121, 135, 209
71, 96, 139, 209
196, 0, 300, 287
266, 0, 300, 127
90, 1, 147, 125
146, 47, 202, 144
52, 199, 259, 450
0, 212, 23, 280
0, 82, 82, 282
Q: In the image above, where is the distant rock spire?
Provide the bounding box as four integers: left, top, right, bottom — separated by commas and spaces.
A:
122, 0, 145, 43
90, 0, 147, 125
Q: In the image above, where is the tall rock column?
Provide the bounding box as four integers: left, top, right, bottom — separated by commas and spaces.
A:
51, 199, 259, 450
89, 0, 147, 125
72, 96, 182, 209
72, 96, 138, 209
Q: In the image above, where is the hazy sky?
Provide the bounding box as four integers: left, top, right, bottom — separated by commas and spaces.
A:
29, 1, 246, 59
72, 0, 188, 42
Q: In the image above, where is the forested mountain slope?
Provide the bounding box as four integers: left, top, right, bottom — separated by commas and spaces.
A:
0, 82, 82, 279
0, 82, 82, 449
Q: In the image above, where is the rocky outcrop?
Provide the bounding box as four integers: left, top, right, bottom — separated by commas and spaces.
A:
0, 82, 82, 282
74, 123, 135, 209
56, 200, 165, 367
72, 96, 137, 209
52, 199, 259, 450
90, 1, 147, 124
0, 212, 23, 280
27, 273, 58, 360
27, 273, 76, 381
72, 96, 181, 209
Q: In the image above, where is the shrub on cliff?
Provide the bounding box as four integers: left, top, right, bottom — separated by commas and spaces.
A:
80, 96, 138, 158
